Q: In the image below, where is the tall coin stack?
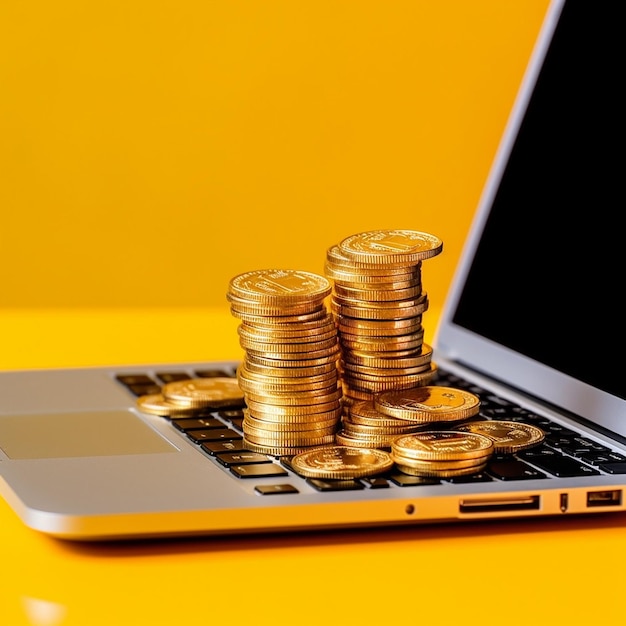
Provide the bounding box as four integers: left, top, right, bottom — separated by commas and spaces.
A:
324, 229, 443, 408
227, 269, 343, 456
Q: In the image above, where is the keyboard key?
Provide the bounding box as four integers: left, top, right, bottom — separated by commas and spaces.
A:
582, 451, 626, 466
230, 464, 288, 479
446, 472, 493, 484
361, 476, 391, 489
215, 451, 272, 467
597, 462, 626, 475
194, 368, 235, 378
388, 472, 440, 487
115, 374, 156, 386
307, 478, 365, 491
126, 383, 162, 396
155, 372, 192, 383
186, 429, 242, 444
520, 448, 600, 477
487, 456, 547, 481
255, 484, 299, 495
201, 440, 249, 455
172, 417, 224, 431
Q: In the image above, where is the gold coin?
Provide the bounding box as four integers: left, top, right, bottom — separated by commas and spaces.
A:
342, 344, 433, 369
348, 399, 416, 427
232, 307, 328, 324
244, 407, 341, 425
238, 320, 337, 342
291, 445, 394, 479
244, 352, 340, 369
330, 274, 421, 291
240, 335, 339, 354
342, 366, 433, 383
243, 430, 337, 447
333, 283, 423, 302
238, 371, 339, 395
243, 386, 342, 407
395, 461, 487, 478
227, 293, 325, 317
325, 247, 421, 275
243, 413, 339, 432
338, 230, 443, 265
136, 393, 199, 417
241, 438, 313, 456
334, 431, 394, 449
241, 359, 338, 378
245, 399, 342, 417
345, 364, 437, 392
391, 431, 494, 461
331, 294, 429, 320
339, 334, 424, 353
341, 415, 418, 435
374, 385, 480, 423
326, 245, 422, 274
161, 377, 244, 408
390, 453, 488, 471
228, 269, 331, 304
455, 420, 545, 453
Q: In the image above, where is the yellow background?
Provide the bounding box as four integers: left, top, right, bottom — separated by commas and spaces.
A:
9, 5, 624, 626
1, 0, 549, 312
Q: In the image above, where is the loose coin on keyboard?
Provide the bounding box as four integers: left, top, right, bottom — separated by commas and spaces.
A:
374, 385, 480, 423
161, 377, 244, 409
456, 420, 545, 454
291, 445, 394, 479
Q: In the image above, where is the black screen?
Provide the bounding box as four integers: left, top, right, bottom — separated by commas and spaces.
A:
452, 1, 625, 400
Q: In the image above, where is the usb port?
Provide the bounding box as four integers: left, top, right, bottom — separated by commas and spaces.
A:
586, 490, 622, 508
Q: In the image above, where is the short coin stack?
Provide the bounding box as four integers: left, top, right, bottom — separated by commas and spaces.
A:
377, 386, 493, 476
324, 229, 443, 406
136, 377, 246, 417
390, 431, 495, 478
227, 269, 343, 456
335, 383, 482, 451
335, 398, 425, 449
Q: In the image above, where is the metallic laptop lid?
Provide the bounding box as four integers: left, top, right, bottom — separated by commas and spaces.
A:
433, 0, 625, 436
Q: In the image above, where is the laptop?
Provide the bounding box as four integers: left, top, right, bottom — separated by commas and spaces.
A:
1, 0, 624, 540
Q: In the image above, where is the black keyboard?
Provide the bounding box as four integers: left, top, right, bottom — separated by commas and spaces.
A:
115, 366, 626, 494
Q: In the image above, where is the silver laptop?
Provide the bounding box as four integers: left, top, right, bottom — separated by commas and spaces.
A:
1, 0, 624, 540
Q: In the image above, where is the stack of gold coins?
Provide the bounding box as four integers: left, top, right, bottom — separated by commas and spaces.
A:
324, 229, 443, 405
335, 399, 426, 449
390, 431, 495, 478
227, 269, 343, 456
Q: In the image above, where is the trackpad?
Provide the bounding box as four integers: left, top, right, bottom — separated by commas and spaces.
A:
0, 411, 177, 459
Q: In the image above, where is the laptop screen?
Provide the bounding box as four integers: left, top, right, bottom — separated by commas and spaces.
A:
449, 0, 624, 402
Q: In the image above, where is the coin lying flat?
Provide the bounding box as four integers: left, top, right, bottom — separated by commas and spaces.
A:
136, 393, 201, 417
228, 269, 332, 304
291, 445, 394, 479
338, 230, 443, 266
161, 377, 244, 408
391, 431, 494, 461
455, 420, 545, 454
374, 386, 480, 423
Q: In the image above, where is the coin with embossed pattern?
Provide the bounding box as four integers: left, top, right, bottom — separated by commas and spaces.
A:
291, 445, 394, 479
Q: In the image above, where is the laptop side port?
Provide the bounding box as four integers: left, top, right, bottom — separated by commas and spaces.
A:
459, 495, 540, 514
586, 490, 622, 508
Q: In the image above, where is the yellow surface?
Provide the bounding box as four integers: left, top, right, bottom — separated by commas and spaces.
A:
1, 0, 549, 313
2, 308, 626, 626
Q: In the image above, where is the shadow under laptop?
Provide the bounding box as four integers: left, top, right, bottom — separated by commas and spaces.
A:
58, 511, 626, 558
